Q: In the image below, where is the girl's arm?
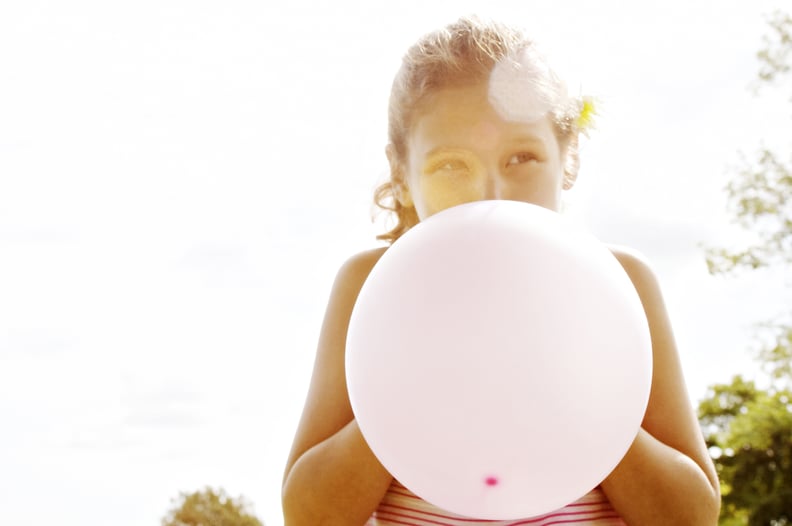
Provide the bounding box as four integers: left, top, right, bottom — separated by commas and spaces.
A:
282, 248, 393, 526
602, 248, 720, 525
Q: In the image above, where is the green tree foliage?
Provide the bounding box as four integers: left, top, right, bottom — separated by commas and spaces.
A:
161, 487, 264, 526
757, 11, 792, 85
757, 321, 792, 387
705, 10, 792, 276
698, 9, 792, 525
699, 377, 792, 525
703, 8, 792, 387
705, 147, 792, 274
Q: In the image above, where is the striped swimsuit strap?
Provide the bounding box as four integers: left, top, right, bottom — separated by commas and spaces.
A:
367, 480, 626, 526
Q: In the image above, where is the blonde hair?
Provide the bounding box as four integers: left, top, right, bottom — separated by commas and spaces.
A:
374, 16, 585, 244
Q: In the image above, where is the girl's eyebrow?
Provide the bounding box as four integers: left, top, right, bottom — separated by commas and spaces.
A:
422, 147, 476, 158
508, 134, 545, 146
421, 135, 546, 160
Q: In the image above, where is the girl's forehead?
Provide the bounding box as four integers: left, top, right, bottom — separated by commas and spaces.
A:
412, 47, 562, 130
409, 82, 556, 152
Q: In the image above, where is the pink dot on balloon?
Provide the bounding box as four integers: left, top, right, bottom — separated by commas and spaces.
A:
485, 476, 499, 486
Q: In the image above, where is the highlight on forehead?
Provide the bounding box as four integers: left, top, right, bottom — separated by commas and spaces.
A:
487, 46, 566, 124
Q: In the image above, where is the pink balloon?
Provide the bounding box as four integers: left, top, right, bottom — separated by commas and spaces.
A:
346, 200, 652, 519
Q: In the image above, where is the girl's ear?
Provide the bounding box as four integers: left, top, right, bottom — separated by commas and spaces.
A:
386, 144, 414, 207
562, 134, 580, 190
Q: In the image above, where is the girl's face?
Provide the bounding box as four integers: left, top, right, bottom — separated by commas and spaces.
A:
399, 81, 571, 220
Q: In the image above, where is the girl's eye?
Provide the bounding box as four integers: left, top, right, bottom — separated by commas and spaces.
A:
507, 152, 538, 166
433, 159, 469, 173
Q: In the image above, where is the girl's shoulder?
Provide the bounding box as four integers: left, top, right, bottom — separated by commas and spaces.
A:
321, 247, 390, 320
606, 244, 659, 292
607, 243, 651, 268
334, 246, 388, 287
605, 244, 670, 320
344, 246, 388, 268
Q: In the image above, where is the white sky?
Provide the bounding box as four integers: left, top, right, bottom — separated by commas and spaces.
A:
1, 1, 790, 525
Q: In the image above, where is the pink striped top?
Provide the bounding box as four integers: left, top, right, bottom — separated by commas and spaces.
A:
366, 480, 625, 526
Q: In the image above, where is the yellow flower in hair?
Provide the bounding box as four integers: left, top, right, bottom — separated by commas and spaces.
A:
576, 97, 596, 134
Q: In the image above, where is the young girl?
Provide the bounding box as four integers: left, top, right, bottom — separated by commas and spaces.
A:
282, 17, 720, 526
